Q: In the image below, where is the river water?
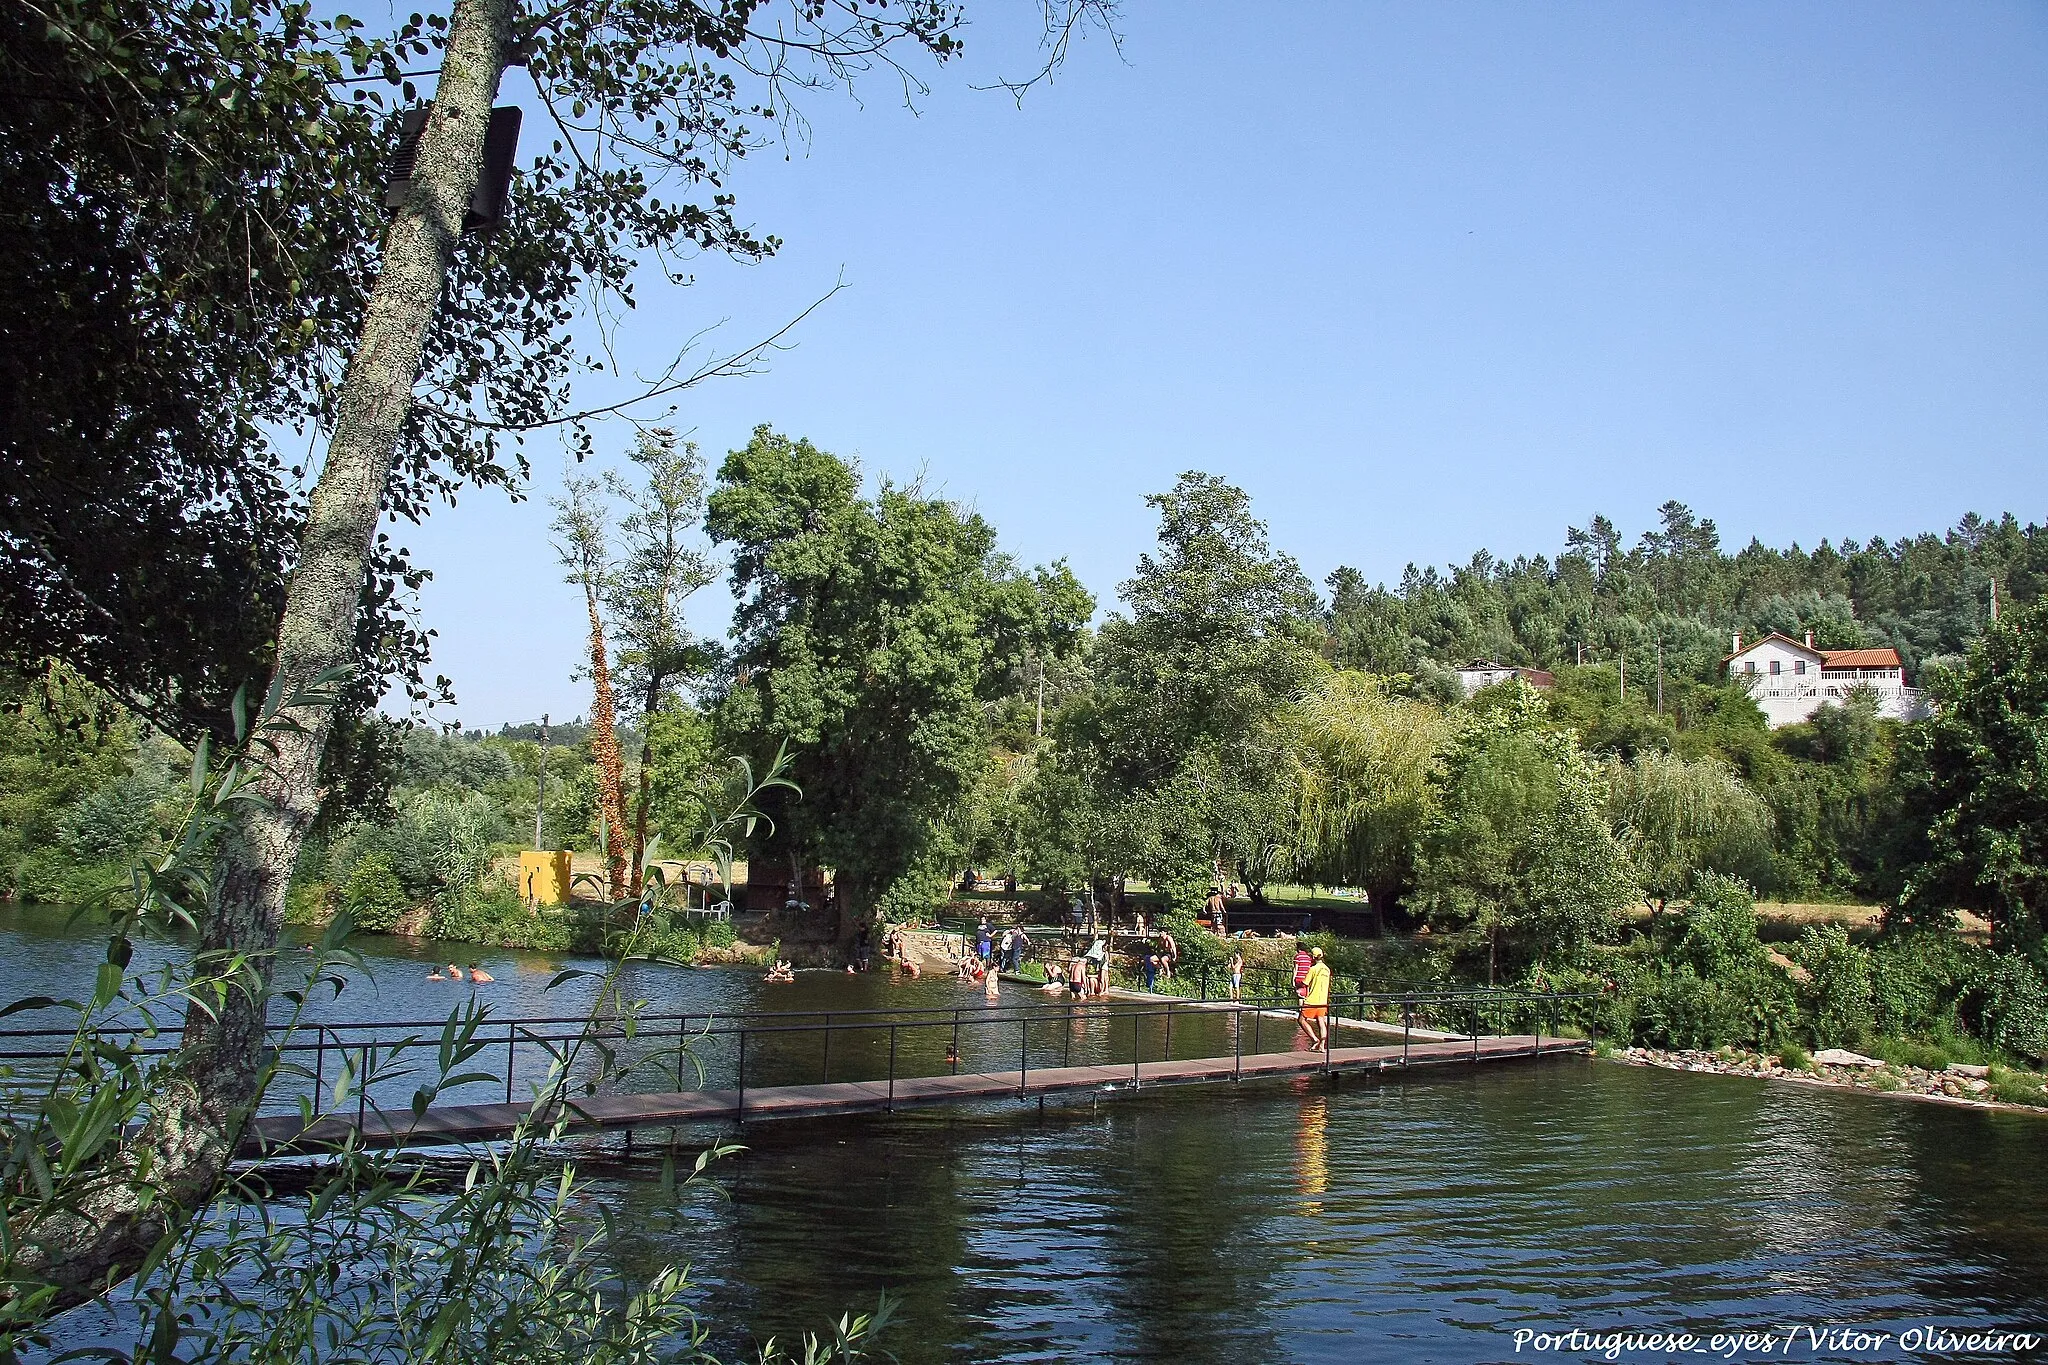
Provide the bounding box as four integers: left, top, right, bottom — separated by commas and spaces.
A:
3, 905, 2045, 1363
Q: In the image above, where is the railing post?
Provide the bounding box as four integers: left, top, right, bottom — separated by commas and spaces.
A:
887, 1024, 897, 1112
950, 1009, 961, 1075
314, 1028, 326, 1118
1234, 1003, 1243, 1082
1163, 999, 1174, 1062
506, 1024, 516, 1104
822, 1012, 832, 1084
677, 1014, 688, 1091
357, 1044, 369, 1133
1472, 1003, 1480, 1062
1063, 1004, 1073, 1068
1403, 996, 1411, 1067
737, 1028, 747, 1124
1132, 1007, 1141, 1084
1019, 1017, 1029, 1097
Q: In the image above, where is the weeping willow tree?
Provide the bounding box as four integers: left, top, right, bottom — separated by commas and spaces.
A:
1606, 749, 1775, 929
1286, 671, 1455, 927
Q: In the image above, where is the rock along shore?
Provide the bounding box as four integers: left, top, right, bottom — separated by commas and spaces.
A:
1611, 1046, 2046, 1116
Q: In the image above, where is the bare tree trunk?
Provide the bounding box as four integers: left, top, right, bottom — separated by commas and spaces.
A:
14, 0, 518, 1302
584, 593, 630, 901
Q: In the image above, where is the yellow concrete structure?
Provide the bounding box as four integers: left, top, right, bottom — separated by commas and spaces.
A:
517, 850, 572, 906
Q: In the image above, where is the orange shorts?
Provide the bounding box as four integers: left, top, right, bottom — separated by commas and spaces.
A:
1301, 1005, 1327, 1021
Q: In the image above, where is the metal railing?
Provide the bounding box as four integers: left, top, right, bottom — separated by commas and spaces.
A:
0, 987, 1599, 1134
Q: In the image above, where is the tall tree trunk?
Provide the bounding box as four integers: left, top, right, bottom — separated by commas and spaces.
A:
584, 592, 629, 901
18, 0, 519, 1303
629, 672, 664, 899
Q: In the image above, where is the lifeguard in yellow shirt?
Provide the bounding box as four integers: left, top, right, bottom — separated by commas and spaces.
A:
1298, 946, 1332, 1050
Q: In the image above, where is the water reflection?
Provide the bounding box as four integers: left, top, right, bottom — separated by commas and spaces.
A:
594, 1064, 2048, 1364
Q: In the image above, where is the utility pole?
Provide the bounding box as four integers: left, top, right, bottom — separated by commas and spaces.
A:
534, 712, 550, 849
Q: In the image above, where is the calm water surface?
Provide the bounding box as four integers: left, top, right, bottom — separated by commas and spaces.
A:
4, 906, 2045, 1362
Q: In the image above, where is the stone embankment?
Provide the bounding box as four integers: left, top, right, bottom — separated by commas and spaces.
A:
1614, 1046, 2043, 1114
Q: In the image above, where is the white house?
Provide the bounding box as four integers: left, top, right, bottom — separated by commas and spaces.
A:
1723, 632, 1928, 728
1456, 661, 1555, 697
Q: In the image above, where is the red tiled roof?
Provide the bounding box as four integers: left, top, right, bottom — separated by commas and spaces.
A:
1819, 648, 1903, 670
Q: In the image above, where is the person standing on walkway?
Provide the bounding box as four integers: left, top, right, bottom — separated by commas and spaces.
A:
976, 918, 993, 965
1292, 943, 1312, 993
1084, 936, 1108, 995
1227, 949, 1245, 1002
1298, 946, 1332, 1050
1142, 952, 1158, 992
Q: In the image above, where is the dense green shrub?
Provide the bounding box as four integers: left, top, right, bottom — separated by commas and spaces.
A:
1868, 1036, 1955, 1071
10, 846, 127, 905
1161, 912, 1225, 976
1977, 954, 2048, 1059
341, 852, 409, 932
11, 846, 72, 903
1632, 962, 1795, 1051
284, 881, 331, 926
429, 885, 595, 952
1867, 930, 1979, 1038
1989, 1065, 2048, 1107
1791, 925, 1874, 1048
387, 787, 499, 907
1668, 872, 1765, 976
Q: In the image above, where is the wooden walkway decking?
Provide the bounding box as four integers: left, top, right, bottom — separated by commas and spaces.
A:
243, 1033, 1588, 1156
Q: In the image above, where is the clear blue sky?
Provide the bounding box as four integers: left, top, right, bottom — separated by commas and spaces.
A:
390, 1, 2048, 729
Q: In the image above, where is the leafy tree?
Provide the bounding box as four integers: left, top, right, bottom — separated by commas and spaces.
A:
1057, 472, 1319, 912
1606, 749, 1775, 930
1090, 472, 1320, 784
606, 431, 717, 891
30, 0, 1113, 1292
1889, 598, 2048, 961
550, 474, 630, 899
1415, 682, 1636, 978
645, 707, 721, 858
0, 0, 432, 742
707, 427, 1091, 935
0, 665, 150, 895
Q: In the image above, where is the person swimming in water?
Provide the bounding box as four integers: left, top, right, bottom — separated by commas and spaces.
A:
426, 966, 445, 981
468, 963, 493, 983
